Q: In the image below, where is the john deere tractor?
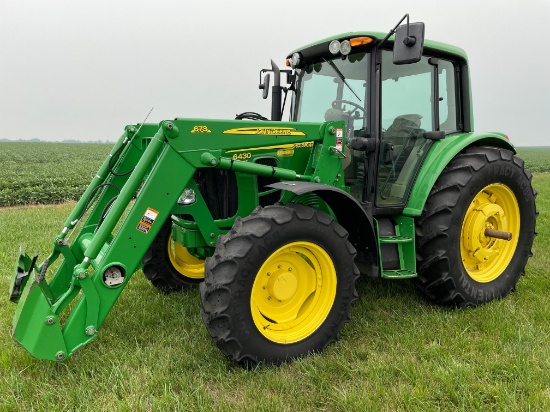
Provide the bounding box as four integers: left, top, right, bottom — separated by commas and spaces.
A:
9, 15, 537, 365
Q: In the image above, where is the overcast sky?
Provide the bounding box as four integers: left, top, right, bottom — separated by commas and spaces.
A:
1, 0, 548, 145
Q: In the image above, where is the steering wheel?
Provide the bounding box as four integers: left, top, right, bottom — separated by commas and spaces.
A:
331, 100, 366, 119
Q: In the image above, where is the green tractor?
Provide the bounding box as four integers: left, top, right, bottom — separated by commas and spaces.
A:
9, 15, 537, 365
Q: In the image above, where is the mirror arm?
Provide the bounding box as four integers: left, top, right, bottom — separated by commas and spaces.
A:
378, 13, 410, 49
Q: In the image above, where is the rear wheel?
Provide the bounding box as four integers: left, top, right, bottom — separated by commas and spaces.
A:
414, 146, 537, 308
142, 220, 204, 293
200, 203, 359, 365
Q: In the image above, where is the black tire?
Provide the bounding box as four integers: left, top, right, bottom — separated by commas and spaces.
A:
414, 146, 537, 308
141, 220, 204, 293
199, 203, 359, 365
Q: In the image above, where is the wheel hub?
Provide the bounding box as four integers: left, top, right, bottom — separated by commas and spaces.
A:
250, 241, 337, 343
269, 270, 298, 301
462, 200, 505, 264
460, 184, 520, 283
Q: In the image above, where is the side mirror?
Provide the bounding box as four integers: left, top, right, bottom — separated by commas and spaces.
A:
259, 73, 271, 99
393, 22, 425, 65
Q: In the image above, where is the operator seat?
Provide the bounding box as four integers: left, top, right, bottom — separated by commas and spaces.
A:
384, 114, 422, 156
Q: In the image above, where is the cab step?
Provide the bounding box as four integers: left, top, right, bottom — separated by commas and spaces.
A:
381, 269, 417, 279
376, 216, 418, 279
379, 235, 413, 244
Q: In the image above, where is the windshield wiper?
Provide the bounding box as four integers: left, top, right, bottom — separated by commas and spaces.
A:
323, 58, 361, 102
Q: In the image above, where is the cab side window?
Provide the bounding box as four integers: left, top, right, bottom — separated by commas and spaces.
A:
438, 59, 459, 132
377, 51, 459, 206
381, 55, 433, 132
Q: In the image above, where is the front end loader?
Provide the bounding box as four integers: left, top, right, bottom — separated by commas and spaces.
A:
9, 15, 537, 365
9, 118, 369, 362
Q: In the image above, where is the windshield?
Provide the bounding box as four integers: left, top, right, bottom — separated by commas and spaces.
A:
291, 52, 370, 133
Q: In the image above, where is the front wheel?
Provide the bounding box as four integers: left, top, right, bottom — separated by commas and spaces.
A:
141, 220, 204, 293
200, 203, 359, 365
414, 146, 537, 308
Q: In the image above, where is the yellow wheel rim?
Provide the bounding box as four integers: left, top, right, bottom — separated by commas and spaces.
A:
167, 236, 205, 280
460, 184, 520, 283
250, 241, 337, 344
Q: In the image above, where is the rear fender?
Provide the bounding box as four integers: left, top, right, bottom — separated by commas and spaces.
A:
404, 132, 515, 216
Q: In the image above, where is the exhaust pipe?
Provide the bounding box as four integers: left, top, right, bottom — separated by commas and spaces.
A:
270, 60, 282, 121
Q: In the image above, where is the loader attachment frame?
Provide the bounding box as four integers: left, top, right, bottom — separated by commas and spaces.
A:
9, 117, 353, 361
11, 122, 197, 360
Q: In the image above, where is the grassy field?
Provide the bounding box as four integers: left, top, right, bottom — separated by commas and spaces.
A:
0, 145, 549, 410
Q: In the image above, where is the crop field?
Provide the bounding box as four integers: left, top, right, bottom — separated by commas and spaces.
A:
0, 142, 545, 207
515, 147, 550, 173
0, 144, 549, 410
0, 142, 112, 207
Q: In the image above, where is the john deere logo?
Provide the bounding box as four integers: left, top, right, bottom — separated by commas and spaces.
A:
223, 127, 305, 136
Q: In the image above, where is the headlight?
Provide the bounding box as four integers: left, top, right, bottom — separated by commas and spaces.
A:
329, 40, 341, 55
178, 188, 196, 205
340, 40, 352, 55
290, 52, 302, 68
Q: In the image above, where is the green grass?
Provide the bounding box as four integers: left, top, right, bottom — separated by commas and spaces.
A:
0, 147, 549, 410
1, 194, 549, 411
0, 142, 111, 207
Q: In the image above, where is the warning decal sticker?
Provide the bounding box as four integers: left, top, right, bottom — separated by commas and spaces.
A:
335, 128, 343, 152
137, 207, 159, 234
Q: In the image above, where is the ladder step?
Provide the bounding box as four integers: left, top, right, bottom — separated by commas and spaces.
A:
381, 269, 417, 279
379, 236, 413, 244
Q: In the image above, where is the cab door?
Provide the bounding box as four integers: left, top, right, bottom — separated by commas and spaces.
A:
375, 50, 460, 208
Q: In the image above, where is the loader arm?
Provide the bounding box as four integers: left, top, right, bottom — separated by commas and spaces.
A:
9, 118, 345, 361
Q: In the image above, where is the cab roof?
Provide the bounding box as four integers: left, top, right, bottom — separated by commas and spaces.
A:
288, 31, 468, 62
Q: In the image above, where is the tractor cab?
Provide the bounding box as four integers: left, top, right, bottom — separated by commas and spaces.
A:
263, 17, 468, 212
